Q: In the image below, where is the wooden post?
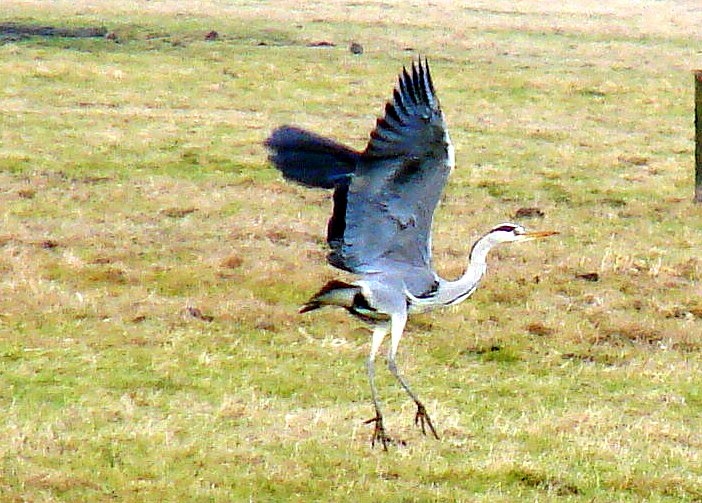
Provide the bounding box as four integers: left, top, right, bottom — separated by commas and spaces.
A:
695, 71, 702, 202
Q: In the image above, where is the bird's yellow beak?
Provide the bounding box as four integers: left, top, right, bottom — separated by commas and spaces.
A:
521, 230, 559, 241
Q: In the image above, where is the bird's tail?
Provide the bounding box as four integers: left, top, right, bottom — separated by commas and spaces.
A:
299, 280, 360, 313
264, 126, 359, 189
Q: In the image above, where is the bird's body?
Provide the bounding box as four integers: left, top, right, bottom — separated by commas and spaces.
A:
265, 59, 556, 449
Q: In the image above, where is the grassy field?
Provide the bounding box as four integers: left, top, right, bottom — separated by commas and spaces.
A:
1, 0, 702, 501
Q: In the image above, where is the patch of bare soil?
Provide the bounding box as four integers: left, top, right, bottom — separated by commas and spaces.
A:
0, 22, 107, 42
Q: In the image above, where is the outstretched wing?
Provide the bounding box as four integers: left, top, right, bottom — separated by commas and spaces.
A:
327, 59, 454, 294
265, 126, 359, 189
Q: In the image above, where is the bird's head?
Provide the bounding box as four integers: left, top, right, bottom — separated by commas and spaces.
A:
486, 223, 559, 244
470, 222, 558, 260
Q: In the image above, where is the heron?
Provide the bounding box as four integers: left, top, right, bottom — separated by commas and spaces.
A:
265, 58, 557, 449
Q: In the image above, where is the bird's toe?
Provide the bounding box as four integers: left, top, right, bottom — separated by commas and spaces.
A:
414, 403, 440, 440
364, 415, 393, 450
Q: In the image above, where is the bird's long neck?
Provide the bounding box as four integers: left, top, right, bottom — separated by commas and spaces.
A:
434, 236, 493, 307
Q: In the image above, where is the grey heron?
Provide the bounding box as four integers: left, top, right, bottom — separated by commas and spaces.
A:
265, 59, 557, 449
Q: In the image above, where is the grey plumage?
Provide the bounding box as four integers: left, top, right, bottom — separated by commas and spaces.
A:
264, 127, 358, 189
335, 61, 452, 298
265, 58, 556, 450
268, 59, 451, 297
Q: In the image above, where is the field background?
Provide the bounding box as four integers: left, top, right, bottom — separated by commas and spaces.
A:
2, 1, 702, 501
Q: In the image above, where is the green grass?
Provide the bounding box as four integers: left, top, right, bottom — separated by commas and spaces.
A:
2, 1, 702, 501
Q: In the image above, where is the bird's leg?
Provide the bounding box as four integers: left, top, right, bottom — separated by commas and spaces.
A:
365, 360, 391, 450
387, 312, 440, 440
365, 323, 392, 450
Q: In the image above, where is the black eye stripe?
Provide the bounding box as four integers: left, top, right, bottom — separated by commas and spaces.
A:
493, 225, 518, 233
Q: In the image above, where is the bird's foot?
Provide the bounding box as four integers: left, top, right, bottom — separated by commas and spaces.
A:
414, 402, 439, 440
364, 415, 392, 451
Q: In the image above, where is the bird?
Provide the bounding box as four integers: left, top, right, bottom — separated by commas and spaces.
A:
264, 58, 557, 450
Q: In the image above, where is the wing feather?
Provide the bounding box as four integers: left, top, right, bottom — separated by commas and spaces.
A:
327, 58, 454, 296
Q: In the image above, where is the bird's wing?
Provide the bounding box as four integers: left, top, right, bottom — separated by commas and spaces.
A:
327, 59, 454, 295
265, 126, 359, 189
